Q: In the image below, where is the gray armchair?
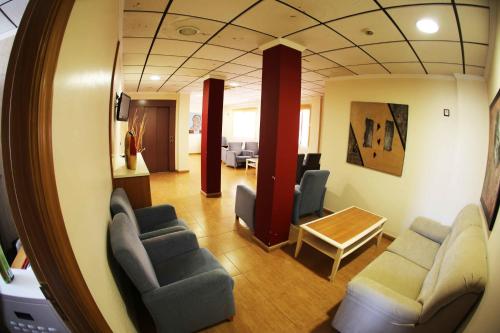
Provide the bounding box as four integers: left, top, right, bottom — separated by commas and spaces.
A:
110, 188, 188, 240
222, 142, 252, 168
292, 170, 330, 225
235, 169, 330, 230
110, 213, 235, 333
243, 142, 259, 157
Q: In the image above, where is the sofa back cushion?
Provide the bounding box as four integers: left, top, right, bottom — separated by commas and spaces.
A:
110, 213, 159, 294
448, 204, 482, 245
418, 226, 487, 322
110, 187, 140, 235
228, 142, 243, 153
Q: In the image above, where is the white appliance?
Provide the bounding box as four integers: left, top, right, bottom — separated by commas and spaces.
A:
0, 269, 69, 333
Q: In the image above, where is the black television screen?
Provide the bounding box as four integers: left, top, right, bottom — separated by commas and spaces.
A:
117, 92, 131, 121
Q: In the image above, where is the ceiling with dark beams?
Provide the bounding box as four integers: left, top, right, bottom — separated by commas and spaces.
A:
122, 0, 490, 99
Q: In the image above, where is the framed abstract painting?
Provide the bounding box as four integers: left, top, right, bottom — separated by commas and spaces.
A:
481, 88, 500, 230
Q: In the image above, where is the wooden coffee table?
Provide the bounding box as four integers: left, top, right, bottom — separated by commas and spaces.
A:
294, 206, 386, 282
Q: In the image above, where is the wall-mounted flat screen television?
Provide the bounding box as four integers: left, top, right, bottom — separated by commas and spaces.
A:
117, 92, 131, 121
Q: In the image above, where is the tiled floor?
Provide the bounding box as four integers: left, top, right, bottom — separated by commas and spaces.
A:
149, 155, 390, 332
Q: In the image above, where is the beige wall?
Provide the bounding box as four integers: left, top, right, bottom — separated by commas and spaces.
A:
320, 75, 489, 237
301, 95, 322, 153
463, 2, 500, 332
52, 0, 135, 332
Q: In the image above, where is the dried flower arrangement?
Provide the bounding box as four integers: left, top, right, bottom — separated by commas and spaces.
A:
129, 111, 147, 153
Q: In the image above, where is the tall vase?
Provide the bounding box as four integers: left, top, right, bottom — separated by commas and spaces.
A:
125, 131, 137, 170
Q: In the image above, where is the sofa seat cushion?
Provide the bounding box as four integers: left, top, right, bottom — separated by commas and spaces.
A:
155, 248, 224, 286
387, 229, 440, 270
358, 251, 428, 300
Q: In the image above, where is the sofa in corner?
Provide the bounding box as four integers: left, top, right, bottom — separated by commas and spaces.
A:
332, 204, 487, 333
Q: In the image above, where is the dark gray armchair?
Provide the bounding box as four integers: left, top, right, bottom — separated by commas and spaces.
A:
235, 169, 330, 230
292, 170, 330, 225
110, 213, 235, 333
110, 188, 187, 240
243, 141, 259, 157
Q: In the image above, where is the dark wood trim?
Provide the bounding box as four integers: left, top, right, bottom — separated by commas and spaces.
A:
109, 40, 120, 179
1, 0, 112, 332
168, 103, 176, 171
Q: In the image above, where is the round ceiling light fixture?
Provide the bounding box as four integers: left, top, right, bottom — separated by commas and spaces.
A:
150, 75, 161, 81
229, 82, 239, 87
177, 26, 199, 36
416, 18, 439, 34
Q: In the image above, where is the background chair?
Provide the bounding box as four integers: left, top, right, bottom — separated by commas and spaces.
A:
110, 188, 187, 240
292, 170, 330, 225
223, 142, 252, 168
221, 136, 228, 148
297, 153, 322, 183
110, 213, 235, 333
243, 141, 259, 157
235, 170, 330, 230
296, 154, 305, 184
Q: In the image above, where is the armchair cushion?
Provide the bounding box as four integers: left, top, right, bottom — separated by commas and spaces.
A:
387, 229, 440, 270
142, 230, 199, 265
134, 204, 184, 232
227, 142, 243, 153
155, 248, 225, 285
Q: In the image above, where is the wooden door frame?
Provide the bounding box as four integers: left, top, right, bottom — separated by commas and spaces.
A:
1, 0, 112, 332
129, 99, 177, 171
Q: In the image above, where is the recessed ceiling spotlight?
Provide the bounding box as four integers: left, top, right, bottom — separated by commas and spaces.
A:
150, 75, 161, 81
177, 26, 199, 36
416, 18, 439, 34
229, 82, 239, 87
362, 28, 374, 36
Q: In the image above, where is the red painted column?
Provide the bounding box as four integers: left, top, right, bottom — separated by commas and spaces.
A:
254, 44, 302, 246
201, 78, 224, 197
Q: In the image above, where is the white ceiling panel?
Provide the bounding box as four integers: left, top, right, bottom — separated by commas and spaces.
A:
217, 63, 255, 74
231, 53, 263, 68
183, 57, 225, 70
233, 0, 317, 37
311, 80, 325, 86
383, 62, 425, 74
287, 25, 352, 53
144, 66, 177, 74
147, 54, 187, 67
123, 38, 152, 53
302, 54, 337, 70
388, 5, 459, 41
456, 0, 489, 5
322, 47, 375, 66
245, 69, 262, 78
424, 63, 462, 75
209, 71, 240, 80
317, 67, 353, 77
378, 0, 441, 6
123, 53, 148, 65
152, 39, 202, 56
210, 25, 274, 51
245, 83, 262, 90
158, 82, 186, 92
1, 0, 28, 26
466, 65, 484, 76
123, 12, 162, 37
328, 11, 402, 45
124, 74, 142, 81
234, 76, 261, 83
458, 6, 489, 44
140, 79, 164, 90
361, 41, 417, 63
158, 14, 225, 43
122, 65, 144, 74
302, 71, 327, 81
176, 67, 210, 77
411, 41, 462, 64
169, 0, 256, 22
464, 43, 488, 66
170, 75, 197, 83
347, 63, 388, 74
302, 81, 323, 90
124, 81, 139, 91
0, 14, 14, 34
193, 44, 245, 61
124, 0, 169, 12
143, 74, 170, 82
281, 0, 378, 22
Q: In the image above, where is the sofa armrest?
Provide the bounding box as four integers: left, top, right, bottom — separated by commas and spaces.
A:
410, 217, 450, 244
347, 277, 422, 324
134, 205, 177, 233
142, 230, 199, 265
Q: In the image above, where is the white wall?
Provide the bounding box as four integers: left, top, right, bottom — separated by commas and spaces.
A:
51, 0, 135, 331
463, 2, 500, 332
301, 95, 322, 153
320, 75, 489, 237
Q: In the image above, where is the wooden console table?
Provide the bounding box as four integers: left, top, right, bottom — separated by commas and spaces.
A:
112, 153, 152, 209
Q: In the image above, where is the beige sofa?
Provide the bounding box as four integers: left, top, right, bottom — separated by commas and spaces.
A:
332, 204, 487, 333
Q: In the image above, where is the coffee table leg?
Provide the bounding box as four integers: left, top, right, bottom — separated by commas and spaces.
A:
245, 160, 249, 174
329, 248, 344, 283
294, 228, 304, 258
376, 229, 383, 247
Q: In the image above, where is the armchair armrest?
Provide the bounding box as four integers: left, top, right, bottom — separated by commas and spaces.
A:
235, 185, 256, 230
292, 187, 301, 225
134, 204, 177, 233
347, 277, 422, 324
410, 217, 450, 244
226, 151, 237, 167
142, 230, 199, 265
